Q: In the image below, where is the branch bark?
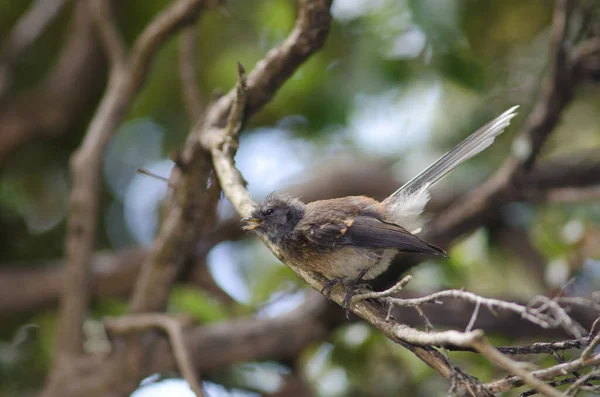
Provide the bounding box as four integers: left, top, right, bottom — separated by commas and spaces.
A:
56, 0, 215, 360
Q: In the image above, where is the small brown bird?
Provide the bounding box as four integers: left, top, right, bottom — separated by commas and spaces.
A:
243, 106, 518, 316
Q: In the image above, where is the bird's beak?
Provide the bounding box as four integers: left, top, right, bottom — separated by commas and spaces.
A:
241, 216, 262, 231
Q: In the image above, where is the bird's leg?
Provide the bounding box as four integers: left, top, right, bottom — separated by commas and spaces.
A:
342, 268, 369, 319
321, 277, 345, 300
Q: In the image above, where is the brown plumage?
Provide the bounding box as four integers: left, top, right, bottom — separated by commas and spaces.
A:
281, 196, 446, 279
243, 106, 519, 317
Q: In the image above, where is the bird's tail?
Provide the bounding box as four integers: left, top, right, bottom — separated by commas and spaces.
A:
388, 106, 519, 199
383, 106, 519, 231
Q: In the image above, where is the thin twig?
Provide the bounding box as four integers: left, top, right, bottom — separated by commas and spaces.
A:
582, 333, 600, 361
519, 376, 599, 397
564, 368, 600, 396
105, 314, 205, 397
486, 353, 600, 394
471, 336, 562, 397
359, 285, 566, 330
466, 299, 481, 333
353, 275, 412, 300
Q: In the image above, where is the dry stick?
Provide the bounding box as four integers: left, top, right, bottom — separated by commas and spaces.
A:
519, 377, 598, 397
470, 337, 563, 397
356, 277, 585, 396
105, 314, 204, 397
465, 299, 481, 333
581, 332, 600, 362
494, 339, 586, 355
486, 353, 600, 394
564, 368, 600, 397
356, 282, 559, 329
88, 0, 126, 68
55, 0, 214, 358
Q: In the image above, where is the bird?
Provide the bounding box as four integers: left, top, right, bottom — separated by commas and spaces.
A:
242, 106, 519, 317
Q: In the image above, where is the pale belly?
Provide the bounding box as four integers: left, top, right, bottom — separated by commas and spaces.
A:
285, 247, 397, 281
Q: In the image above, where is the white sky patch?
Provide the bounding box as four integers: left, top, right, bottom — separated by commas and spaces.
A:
257, 290, 306, 318
331, 0, 387, 22
385, 26, 427, 59
131, 379, 259, 397
207, 242, 253, 304
130, 379, 195, 397
236, 127, 310, 198
318, 367, 349, 396
349, 80, 443, 156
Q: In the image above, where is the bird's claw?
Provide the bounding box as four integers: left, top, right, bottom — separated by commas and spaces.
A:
321, 277, 344, 300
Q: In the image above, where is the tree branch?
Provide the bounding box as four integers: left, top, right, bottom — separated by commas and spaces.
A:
88, 0, 126, 68
486, 353, 600, 394
55, 0, 218, 363
105, 314, 205, 397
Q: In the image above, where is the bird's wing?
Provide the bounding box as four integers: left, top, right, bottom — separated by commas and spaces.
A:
306, 215, 447, 257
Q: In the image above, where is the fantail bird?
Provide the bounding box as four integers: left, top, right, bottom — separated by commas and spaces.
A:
242, 106, 519, 317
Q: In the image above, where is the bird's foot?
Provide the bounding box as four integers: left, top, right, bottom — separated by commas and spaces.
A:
321, 277, 345, 300
342, 286, 355, 319
341, 268, 370, 319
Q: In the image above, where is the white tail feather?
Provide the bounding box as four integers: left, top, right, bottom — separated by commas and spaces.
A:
384, 106, 519, 228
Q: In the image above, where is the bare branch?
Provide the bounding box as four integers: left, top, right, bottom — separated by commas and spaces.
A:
201, 0, 333, 130
564, 368, 600, 396
105, 314, 205, 397
55, 0, 218, 359
357, 280, 575, 331
581, 332, 600, 361
88, 0, 126, 68
486, 353, 600, 394
471, 337, 563, 397
129, 0, 208, 91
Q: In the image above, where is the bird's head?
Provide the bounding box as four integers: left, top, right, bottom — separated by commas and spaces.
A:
242, 193, 305, 243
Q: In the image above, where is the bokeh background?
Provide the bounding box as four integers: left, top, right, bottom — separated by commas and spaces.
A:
1, 0, 600, 396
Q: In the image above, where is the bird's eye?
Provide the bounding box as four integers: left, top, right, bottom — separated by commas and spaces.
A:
265, 208, 274, 216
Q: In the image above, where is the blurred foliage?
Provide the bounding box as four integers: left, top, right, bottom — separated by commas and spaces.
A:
1, 0, 600, 396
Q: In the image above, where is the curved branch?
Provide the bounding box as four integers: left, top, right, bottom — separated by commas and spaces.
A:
56, 0, 218, 359
88, 0, 126, 68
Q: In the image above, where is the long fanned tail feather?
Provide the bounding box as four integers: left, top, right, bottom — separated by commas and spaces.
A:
390, 106, 519, 197
383, 106, 519, 231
